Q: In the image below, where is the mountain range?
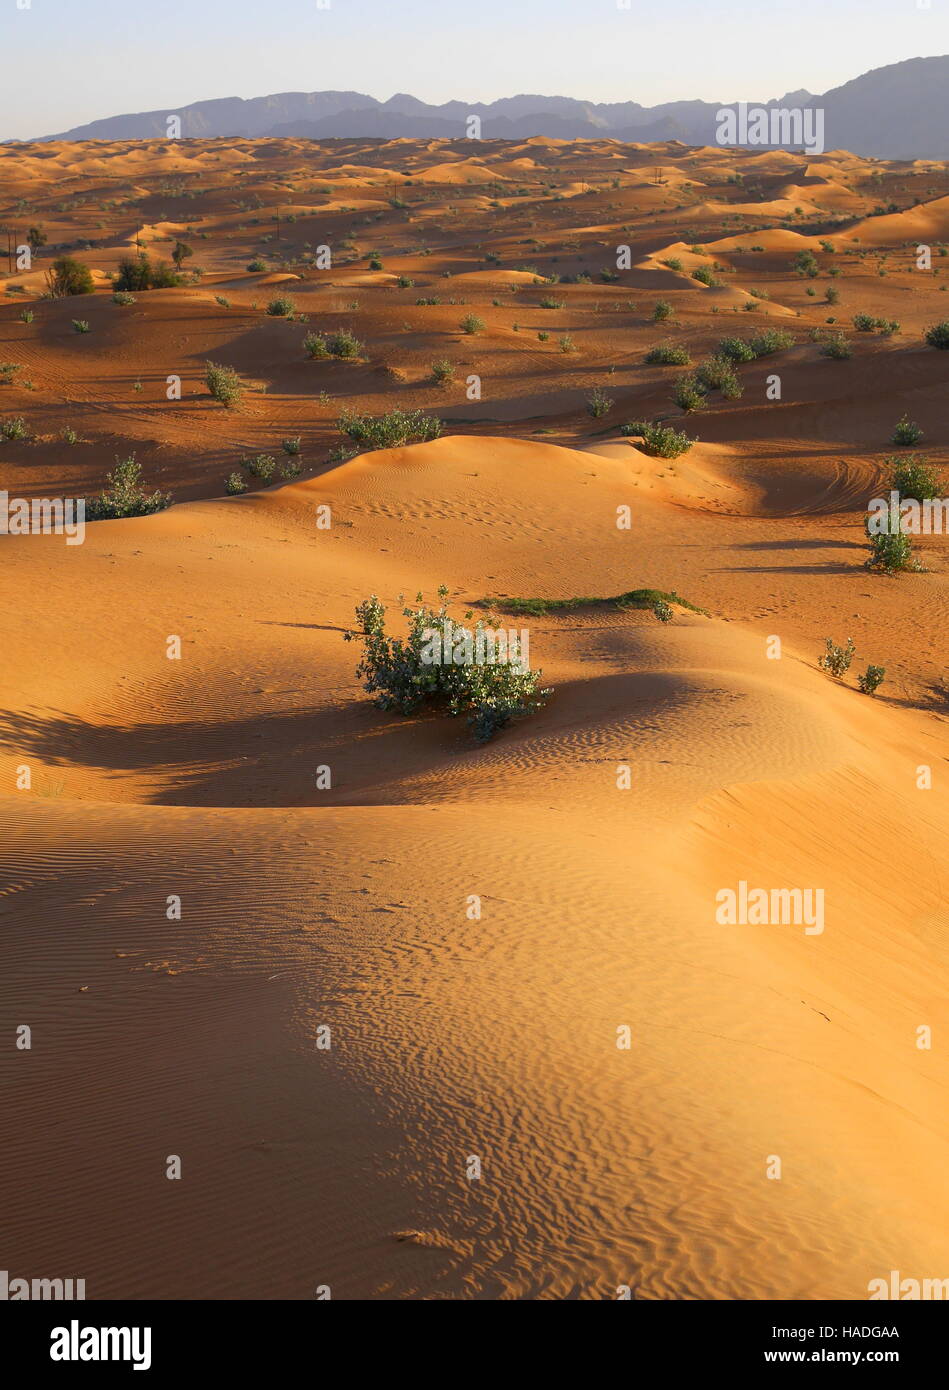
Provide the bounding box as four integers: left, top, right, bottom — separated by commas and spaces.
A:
21, 56, 949, 159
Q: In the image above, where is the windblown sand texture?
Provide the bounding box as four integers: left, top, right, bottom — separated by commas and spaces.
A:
1, 137, 947, 1299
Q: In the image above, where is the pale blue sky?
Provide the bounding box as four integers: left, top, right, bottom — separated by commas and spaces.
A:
2, 0, 947, 140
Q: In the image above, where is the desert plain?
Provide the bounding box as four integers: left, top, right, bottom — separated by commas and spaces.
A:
0, 134, 947, 1299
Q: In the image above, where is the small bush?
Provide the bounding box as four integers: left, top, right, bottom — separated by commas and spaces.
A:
282, 437, 302, 456
0, 362, 21, 385
652, 599, 674, 622
247, 259, 267, 272
266, 296, 296, 317
672, 373, 707, 412
853, 313, 876, 332
819, 637, 856, 677
645, 341, 690, 366
820, 334, 851, 359
243, 453, 276, 480
858, 665, 886, 695
44, 257, 94, 297
622, 420, 696, 458
717, 335, 756, 363
205, 361, 244, 407
691, 266, 721, 287
924, 321, 949, 349
19, 309, 34, 324
61, 426, 79, 444
866, 529, 918, 574
112, 291, 136, 305
84, 456, 172, 520
327, 328, 363, 359
653, 299, 673, 321
431, 359, 455, 384
215, 295, 231, 308
558, 335, 576, 353
891, 415, 923, 446
887, 453, 940, 501
345, 589, 552, 742
338, 409, 442, 451
303, 332, 330, 359
72, 320, 91, 334
460, 313, 485, 335
1, 416, 29, 440
586, 386, 613, 418
225, 471, 247, 495
748, 329, 794, 356
697, 354, 742, 399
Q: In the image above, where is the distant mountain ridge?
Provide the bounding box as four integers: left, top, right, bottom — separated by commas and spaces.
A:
20, 56, 949, 159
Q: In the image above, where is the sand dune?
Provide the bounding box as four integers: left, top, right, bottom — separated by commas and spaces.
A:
1, 136, 947, 1301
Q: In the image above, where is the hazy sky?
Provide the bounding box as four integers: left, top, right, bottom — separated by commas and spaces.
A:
2, 0, 947, 139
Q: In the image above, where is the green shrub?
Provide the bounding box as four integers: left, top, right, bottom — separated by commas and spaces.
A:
887, 454, 940, 501
61, 426, 79, 444
303, 332, 330, 359
586, 386, 613, 418
431, 359, 455, 384
0, 362, 21, 385
672, 373, 707, 411
205, 361, 244, 407
460, 313, 485, 334
653, 299, 673, 321
282, 437, 302, 456
697, 354, 742, 399
622, 420, 696, 458
691, 266, 721, 287
344, 589, 552, 742
1, 416, 29, 440
225, 471, 247, 495
327, 328, 363, 358
924, 321, 949, 349
266, 296, 296, 317
748, 328, 794, 356
19, 309, 34, 324
72, 319, 91, 334
652, 599, 674, 622
247, 259, 267, 272
44, 257, 94, 297
337, 409, 442, 450
717, 335, 756, 363
853, 313, 876, 332
820, 334, 851, 359
891, 415, 923, 446
819, 636, 855, 677
645, 341, 690, 366
112, 291, 136, 305
215, 295, 231, 308
84, 456, 172, 519
866, 529, 918, 573
858, 665, 886, 695
558, 335, 575, 353
243, 453, 276, 480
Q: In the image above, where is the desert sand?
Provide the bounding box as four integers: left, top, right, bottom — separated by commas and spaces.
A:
1, 137, 947, 1299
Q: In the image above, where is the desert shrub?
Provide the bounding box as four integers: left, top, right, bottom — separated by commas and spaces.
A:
84, 456, 172, 519
924, 321, 949, 348
672, 373, 707, 411
652, 599, 674, 622
61, 426, 79, 444
537, 331, 549, 342
820, 334, 851, 359
344, 589, 552, 742
586, 386, 613, 418
282, 437, 302, 456
558, 335, 575, 353
247, 259, 267, 272
327, 328, 363, 358
877, 320, 900, 337
853, 313, 876, 332
0, 362, 21, 384
748, 328, 794, 356
397, 276, 415, 288
662, 257, 683, 271
697, 354, 742, 398
243, 453, 276, 480
72, 320, 91, 334
19, 309, 34, 324
825, 286, 840, 304
622, 420, 696, 458
717, 335, 756, 363
887, 453, 940, 501
266, 296, 296, 317
892, 415, 923, 446
645, 341, 690, 366
1, 416, 29, 440
858, 665, 886, 695
205, 361, 244, 407
431, 359, 455, 384
338, 409, 442, 450
691, 266, 721, 287
303, 332, 329, 359
460, 313, 485, 334
416, 296, 441, 306
794, 250, 819, 276
368, 256, 383, 270
280, 458, 302, 479
44, 257, 94, 297
866, 528, 919, 573
653, 299, 673, 321
112, 291, 136, 305
114, 256, 152, 292
539, 297, 565, 309
215, 295, 231, 308
225, 472, 247, 495
819, 636, 856, 677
